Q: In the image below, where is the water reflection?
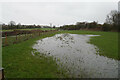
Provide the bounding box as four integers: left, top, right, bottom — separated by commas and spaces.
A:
33, 33, 119, 78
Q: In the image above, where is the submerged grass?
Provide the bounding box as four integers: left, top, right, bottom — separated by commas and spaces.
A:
59, 30, 118, 60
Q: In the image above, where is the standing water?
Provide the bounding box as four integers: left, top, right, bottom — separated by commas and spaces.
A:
33, 33, 119, 78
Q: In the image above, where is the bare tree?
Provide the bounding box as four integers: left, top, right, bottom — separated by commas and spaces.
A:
9, 21, 16, 26
106, 10, 119, 25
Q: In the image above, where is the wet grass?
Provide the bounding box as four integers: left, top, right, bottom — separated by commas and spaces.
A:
59, 30, 118, 60
89, 32, 118, 60
3, 31, 68, 78
2, 30, 118, 78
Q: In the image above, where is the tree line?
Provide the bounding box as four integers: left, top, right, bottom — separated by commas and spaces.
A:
60, 10, 120, 32
1, 10, 119, 31
1, 21, 52, 30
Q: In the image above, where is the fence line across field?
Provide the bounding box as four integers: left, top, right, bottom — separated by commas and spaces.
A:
2, 30, 57, 47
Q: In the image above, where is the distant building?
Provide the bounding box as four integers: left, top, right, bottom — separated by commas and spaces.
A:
40, 25, 51, 28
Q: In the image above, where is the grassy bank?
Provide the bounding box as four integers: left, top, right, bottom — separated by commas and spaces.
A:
3, 31, 68, 78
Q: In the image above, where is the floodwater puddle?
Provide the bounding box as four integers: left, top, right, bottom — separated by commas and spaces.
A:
33, 33, 119, 78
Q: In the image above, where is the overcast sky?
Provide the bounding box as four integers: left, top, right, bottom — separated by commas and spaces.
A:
0, 0, 119, 26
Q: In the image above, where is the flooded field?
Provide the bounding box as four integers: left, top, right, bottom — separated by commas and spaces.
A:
33, 33, 119, 78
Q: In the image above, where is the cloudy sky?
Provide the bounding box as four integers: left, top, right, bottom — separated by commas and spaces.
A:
0, 0, 119, 26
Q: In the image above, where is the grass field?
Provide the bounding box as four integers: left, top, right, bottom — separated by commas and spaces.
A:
59, 30, 118, 60
3, 31, 68, 78
2, 28, 56, 32
2, 30, 118, 78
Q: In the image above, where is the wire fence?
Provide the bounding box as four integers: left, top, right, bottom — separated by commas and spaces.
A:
2, 30, 58, 47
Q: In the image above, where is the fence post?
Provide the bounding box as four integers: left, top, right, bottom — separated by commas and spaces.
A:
0, 68, 4, 80
27, 33, 28, 40
31, 31, 33, 37
16, 32, 17, 41
2, 68, 4, 80
25, 32, 26, 37
39, 31, 40, 36
19, 34, 20, 41
5, 32, 7, 46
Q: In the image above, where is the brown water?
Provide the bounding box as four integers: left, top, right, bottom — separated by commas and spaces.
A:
33, 33, 119, 78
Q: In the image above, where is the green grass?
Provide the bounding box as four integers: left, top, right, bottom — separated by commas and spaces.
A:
2, 30, 13, 32
2, 28, 56, 32
40, 28, 56, 31
0, 46, 1, 68
59, 30, 118, 60
89, 32, 118, 60
3, 30, 118, 78
3, 31, 68, 78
